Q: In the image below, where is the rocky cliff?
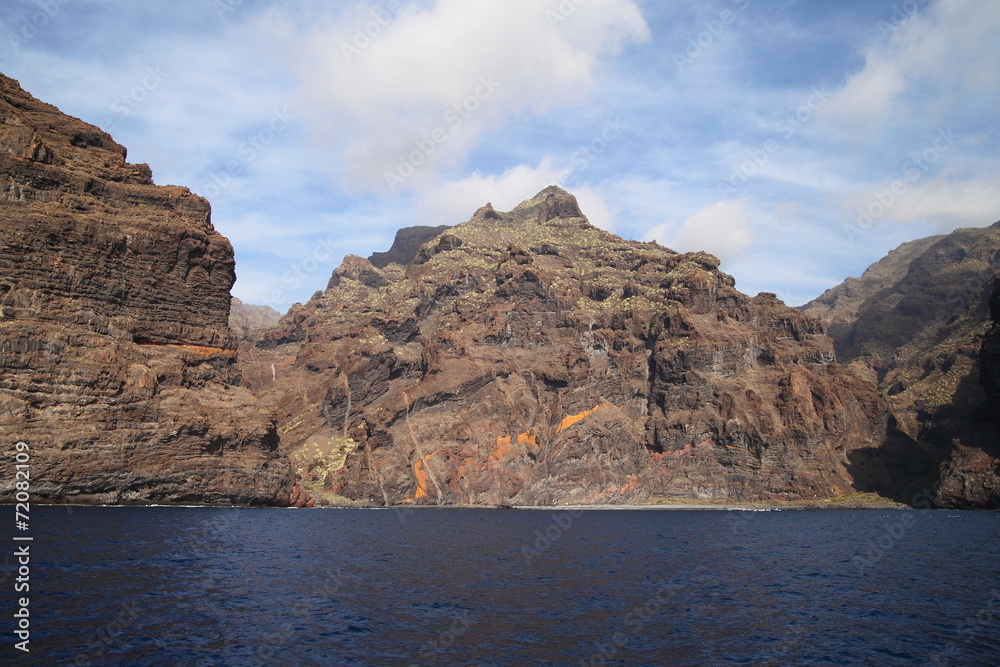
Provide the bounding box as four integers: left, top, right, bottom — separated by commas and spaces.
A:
243, 187, 889, 506
803, 222, 1000, 508
368, 225, 452, 269
0, 73, 303, 505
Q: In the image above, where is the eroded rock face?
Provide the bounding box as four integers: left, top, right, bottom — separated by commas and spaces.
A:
245, 187, 888, 506
0, 73, 300, 505
803, 222, 1000, 508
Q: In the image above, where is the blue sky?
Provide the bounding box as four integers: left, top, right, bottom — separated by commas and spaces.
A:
2, 0, 997, 310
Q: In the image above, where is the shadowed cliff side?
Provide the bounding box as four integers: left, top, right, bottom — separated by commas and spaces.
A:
0, 73, 305, 506
803, 222, 1000, 508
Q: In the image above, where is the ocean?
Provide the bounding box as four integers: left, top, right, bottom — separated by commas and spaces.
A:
7, 506, 1000, 666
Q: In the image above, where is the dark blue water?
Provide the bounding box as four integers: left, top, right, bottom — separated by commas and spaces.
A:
4, 507, 1000, 666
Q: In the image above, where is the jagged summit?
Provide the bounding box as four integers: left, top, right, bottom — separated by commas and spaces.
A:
365, 188, 597, 274
508, 185, 585, 220
470, 186, 588, 227
0, 73, 156, 187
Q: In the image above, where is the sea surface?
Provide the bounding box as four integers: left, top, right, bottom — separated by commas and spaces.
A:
5, 506, 1000, 666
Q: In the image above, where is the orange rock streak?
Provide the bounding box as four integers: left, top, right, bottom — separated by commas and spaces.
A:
556, 401, 613, 434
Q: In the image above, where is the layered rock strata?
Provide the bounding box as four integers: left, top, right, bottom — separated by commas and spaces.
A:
0, 74, 301, 505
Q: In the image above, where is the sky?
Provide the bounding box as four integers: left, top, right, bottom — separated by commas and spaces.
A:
1, 0, 998, 311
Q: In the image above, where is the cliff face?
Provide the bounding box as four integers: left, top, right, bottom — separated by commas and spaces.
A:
244, 187, 888, 506
0, 74, 301, 505
803, 222, 1000, 508
368, 225, 453, 269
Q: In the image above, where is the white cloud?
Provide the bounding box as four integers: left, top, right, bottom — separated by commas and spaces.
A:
409, 157, 620, 232
413, 158, 568, 225
821, 0, 1000, 132
570, 185, 617, 232
821, 54, 906, 133
845, 171, 1000, 231
270, 0, 649, 191
643, 199, 753, 264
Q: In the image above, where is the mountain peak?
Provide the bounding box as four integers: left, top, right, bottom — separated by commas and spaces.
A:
249, 186, 888, 507
508, 185, 585, 224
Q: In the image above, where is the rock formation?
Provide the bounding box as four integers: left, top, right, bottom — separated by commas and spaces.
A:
368, 225, 453, 269
803, 222, 1000, 508
801, 235, 943, 359
0, 73, 304, 505
244, 188, 889, 506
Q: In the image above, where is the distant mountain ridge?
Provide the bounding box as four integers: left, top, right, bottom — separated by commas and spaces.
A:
801, 235, 944, 357
229, 296, 282, 338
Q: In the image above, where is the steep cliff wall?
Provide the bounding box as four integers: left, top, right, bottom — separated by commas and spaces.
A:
0, 74, 301, 505
245, 188, 888, 506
